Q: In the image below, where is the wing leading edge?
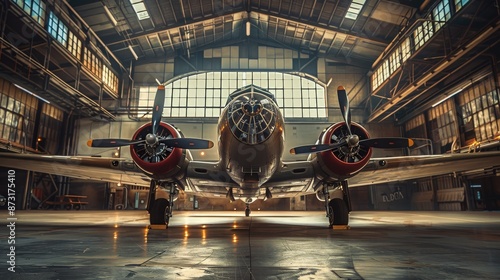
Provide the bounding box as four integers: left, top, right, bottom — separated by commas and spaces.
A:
0, 152, 149, 186
349, 151, 500, 187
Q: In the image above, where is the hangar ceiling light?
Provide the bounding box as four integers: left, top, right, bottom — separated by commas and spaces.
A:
128, 45, 139, 60
103, 5, 118, 26
345, 0, 366, 20
129, 0, 150, 20
14, 84, 50, 104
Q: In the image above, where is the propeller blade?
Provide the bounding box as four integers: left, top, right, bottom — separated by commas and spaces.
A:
158, 138, 214, 149
152, 85, 165, 135
290, 142, 344, 155
87, 139, 144, 148
337, 86, 352, 135
290, 137, 415, 155
359, 137, 414, 149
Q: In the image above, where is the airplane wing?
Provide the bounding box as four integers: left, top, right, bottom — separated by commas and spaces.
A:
258, 161, 317, 198
0, 152, 150, 186
267, 151, 500, 196
2, 151, 499, 196
349, 151, 500, 187
184, 160, 239, 197
0, 152, 237, 196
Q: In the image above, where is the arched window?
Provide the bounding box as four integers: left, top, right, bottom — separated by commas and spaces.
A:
137, 71, 327, 119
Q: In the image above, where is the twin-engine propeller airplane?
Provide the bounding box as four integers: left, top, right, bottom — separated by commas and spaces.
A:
1, 84, 500, 228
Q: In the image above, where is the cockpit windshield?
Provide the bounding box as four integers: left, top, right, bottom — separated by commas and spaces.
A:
227, 85, 277, 145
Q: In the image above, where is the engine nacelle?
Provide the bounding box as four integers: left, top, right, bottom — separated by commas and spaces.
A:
315, 122, 372, 179
130, 122, 185, 179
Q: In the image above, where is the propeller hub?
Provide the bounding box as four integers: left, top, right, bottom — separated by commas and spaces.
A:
145, 133, 158, 146
347, 134, 359, 148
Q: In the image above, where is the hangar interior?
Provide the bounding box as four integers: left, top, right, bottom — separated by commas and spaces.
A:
0, 0, 499, 212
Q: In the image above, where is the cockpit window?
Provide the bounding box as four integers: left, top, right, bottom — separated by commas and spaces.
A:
227, 86, 277, 145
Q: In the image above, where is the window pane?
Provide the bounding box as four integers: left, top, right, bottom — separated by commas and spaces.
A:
136, 72, 327, 119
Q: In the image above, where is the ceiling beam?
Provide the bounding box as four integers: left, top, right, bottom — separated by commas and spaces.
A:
103, 7, 389, 51
253, 10, 389, 47
103, 10, 246, 46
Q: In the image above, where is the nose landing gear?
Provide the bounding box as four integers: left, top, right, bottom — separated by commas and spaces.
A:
245, 205, 251, 217
245, 198, 252, 217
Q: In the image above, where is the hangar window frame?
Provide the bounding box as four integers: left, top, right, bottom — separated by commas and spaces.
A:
47, 11, 68, 47
457, 76, 500, 143
413, 15, 434, 51
400, 37, 411, 64
136, 72, 327, 120
67, 31, 82, 60
0, 78, 38, 147
371, 68, 380, 90
102, 65, 118, 95
433, 0, 452, 31
82, 48, 102, 79
381, 60, 390, 81
389, 49, 401, 77
428, 98, 457, 151
11, 0, 46, 27
454, 0, 470, 12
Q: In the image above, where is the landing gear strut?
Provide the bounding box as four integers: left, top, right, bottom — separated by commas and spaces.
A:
323, 182, 349, 227
226, 187, 235, 202
146, 180, 157, 214
245, 204, 251, 217
245, 198, 252, 217
322, 184, 334, 226
148, 182, 177, 228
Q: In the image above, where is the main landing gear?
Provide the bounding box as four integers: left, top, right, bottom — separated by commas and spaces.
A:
228, 188, 260, 217
323, 181, 350, 228
148, 181, 177, 229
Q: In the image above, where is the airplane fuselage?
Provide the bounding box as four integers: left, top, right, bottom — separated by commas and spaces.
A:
217, 86, 285, 198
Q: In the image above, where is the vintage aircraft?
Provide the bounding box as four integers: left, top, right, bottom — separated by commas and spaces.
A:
1, 84, 500, 228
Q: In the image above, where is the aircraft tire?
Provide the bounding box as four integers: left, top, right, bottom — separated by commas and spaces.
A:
329, 198, 349, 225
150, 198, 170, 225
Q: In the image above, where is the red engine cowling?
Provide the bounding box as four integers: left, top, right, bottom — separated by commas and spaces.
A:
317, 122, 372, 178
130, 122, 184, 178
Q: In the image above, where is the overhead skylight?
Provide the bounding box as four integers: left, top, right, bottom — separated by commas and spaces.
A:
129, 0, 150, 20
345, 0, 366, 20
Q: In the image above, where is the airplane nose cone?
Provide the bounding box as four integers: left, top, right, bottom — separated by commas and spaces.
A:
228, 94, 277, 145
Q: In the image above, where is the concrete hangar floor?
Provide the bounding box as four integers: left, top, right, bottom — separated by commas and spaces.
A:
1, 210, 499, 279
